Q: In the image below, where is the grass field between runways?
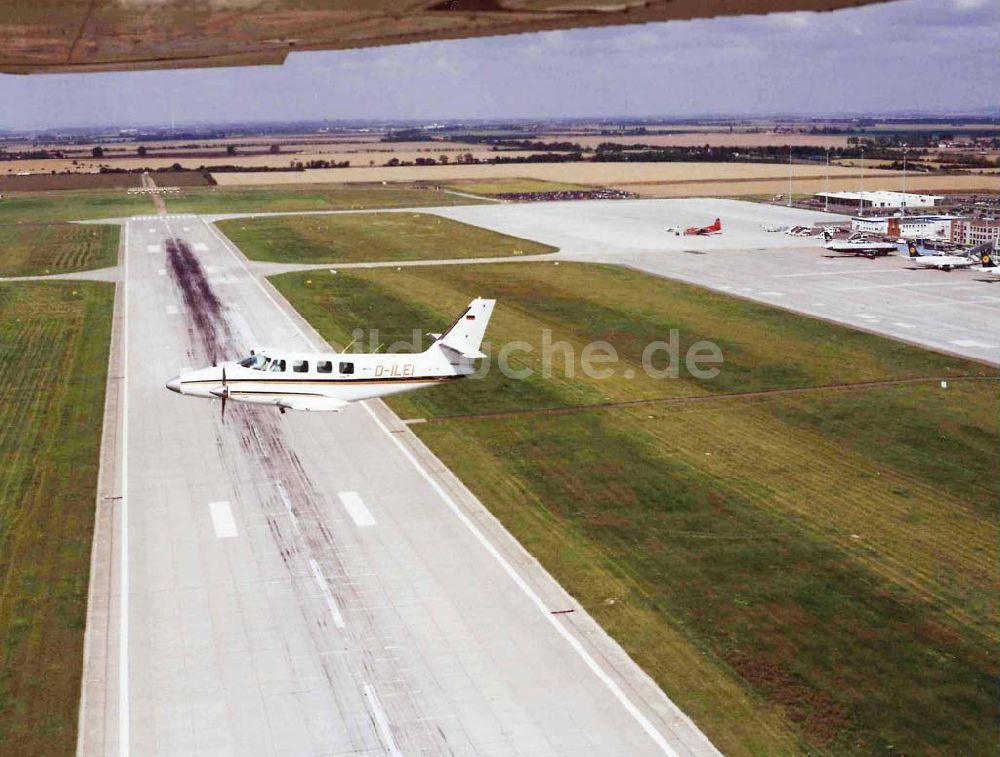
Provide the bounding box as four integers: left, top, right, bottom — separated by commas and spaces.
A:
218, 212, 557, 264
167, 184, 485, 216
0, 281, 114, 755
272, 261, 997, 756
0, 224, 119, 277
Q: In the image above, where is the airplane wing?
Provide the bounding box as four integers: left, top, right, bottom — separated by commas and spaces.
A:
1, 0, 892, 74
275, 397, 350, 412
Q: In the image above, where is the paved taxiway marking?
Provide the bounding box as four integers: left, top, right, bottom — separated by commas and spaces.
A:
840, 280, 973, 291
308, 558, 345, 628
364, 683, 404, 757
118, 221, 132, 757
203, 217, 686, 756
773, 268, 903, 278
208, 501, 238, 539
193, 242, 209, 252
166, 305, 179, 316
951, 338, 998, 350
274, 481, 301, 536
893, 322, 916, 329
338, 491, 377, 527
146, 244, 160, 253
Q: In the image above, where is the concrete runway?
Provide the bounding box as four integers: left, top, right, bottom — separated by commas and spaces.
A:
78, 213, 718, 756
431, 199, 1000, 365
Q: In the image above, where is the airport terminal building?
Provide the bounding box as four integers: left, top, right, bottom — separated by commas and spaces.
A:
851, 214, 965, 240
817, 190, 943, 211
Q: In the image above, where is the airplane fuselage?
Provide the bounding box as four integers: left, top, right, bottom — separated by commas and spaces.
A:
169, 349, 468, 411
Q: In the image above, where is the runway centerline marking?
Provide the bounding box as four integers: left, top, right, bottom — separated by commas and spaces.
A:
274, 481, 301, 536
209, 217, 687, 756
308, 558, 345, 628
208, 501, 238, 539
338, 491, 377, 527
364, 684, 403, 757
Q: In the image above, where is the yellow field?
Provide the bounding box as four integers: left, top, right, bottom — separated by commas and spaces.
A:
1, 144, 533, 175
211, 161, 896, 187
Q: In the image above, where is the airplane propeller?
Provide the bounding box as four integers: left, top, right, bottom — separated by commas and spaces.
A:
219, 366, 229, 422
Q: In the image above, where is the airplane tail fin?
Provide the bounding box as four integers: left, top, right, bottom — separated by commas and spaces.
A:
823, 230, 833, 242
971, 242, 995, 268
432, 298, 495, 359
712, 218, 721, 231
907, 240, 919, 258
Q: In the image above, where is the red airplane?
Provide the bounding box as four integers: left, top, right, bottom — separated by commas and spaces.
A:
684, 218, 722, 236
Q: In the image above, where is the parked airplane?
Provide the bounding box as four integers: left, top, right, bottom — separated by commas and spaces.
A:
166, 298, 496, 415
906, 240, 975, 271
822, 230, 896, 258
684, 218, 722, 236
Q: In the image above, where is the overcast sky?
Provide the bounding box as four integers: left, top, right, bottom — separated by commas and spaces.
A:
1, 0, 996, 130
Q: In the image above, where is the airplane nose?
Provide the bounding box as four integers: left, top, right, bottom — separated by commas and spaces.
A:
166, 376, 182, 393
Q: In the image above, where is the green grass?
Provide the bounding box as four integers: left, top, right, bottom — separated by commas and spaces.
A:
0, 183, 484, 225
217, 212, 557, 264
442, 179, 594, 196
272, 262, 997, 756
0, 281, 114, 755
165, 184, 486, 215
0, 224, 119, 277
0, 190, 154, 224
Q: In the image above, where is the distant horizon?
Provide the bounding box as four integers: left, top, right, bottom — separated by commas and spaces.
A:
1, 0, 996, 132
3, 109, 999, 137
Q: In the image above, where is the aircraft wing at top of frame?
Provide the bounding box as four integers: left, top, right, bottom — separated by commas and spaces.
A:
2, 0, 888, 75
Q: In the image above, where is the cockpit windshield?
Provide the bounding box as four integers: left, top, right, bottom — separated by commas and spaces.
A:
239, 352, 269, 370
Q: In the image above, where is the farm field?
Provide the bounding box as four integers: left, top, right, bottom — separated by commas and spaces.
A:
0, 171, 211, 193
0, 223, 119, 277
210, 160, 896, 187
164, 184, 484, 215
272, 262, 997, 756
3, 147, 537, 175
0, 281, 114, 755
553, 133, 854, 148
218, 212, 555, 264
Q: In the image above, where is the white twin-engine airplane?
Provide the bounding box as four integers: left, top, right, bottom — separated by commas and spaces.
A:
166, 298, 495, 416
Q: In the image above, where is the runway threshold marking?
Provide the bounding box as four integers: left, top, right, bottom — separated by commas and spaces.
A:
338, 491, 376, 527
208, 501, 238, 539
364, 683, 403, 757
206, 217, 688, 757
308, 558, 345, 628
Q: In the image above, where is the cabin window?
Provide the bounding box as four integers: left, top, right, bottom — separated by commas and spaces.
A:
339, 361, 355, 375
239, 353, 268, 370
269, 359, 286, 372
293, 360, 308, 373
317, 361, 333, 374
